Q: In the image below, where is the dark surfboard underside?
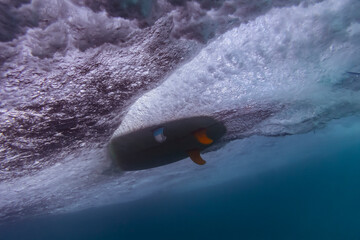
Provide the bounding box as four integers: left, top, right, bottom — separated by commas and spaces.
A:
109, 116, 226, 171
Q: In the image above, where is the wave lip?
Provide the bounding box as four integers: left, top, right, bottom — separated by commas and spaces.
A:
119, 0, 360, 140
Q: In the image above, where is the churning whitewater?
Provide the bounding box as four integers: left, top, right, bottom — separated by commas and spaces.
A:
0, 0, 359, 221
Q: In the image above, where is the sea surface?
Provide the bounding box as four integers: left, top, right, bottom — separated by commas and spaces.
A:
0, 0, 359, 239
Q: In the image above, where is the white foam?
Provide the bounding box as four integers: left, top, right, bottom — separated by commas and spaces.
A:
117, 0, 360, 137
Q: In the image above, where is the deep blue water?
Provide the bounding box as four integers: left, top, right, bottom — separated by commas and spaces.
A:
1, 131, 359, 240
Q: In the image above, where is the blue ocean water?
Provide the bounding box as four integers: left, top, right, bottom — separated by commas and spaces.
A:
1, 117, 359, 240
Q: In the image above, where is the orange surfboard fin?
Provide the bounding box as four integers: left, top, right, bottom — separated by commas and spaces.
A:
193, 128, 213, 145
188, 149, 206, 165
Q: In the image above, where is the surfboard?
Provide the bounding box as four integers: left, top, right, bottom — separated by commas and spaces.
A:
108, 116, 226, 171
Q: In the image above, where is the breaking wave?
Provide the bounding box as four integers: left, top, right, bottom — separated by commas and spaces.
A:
0, 0, 359, 221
